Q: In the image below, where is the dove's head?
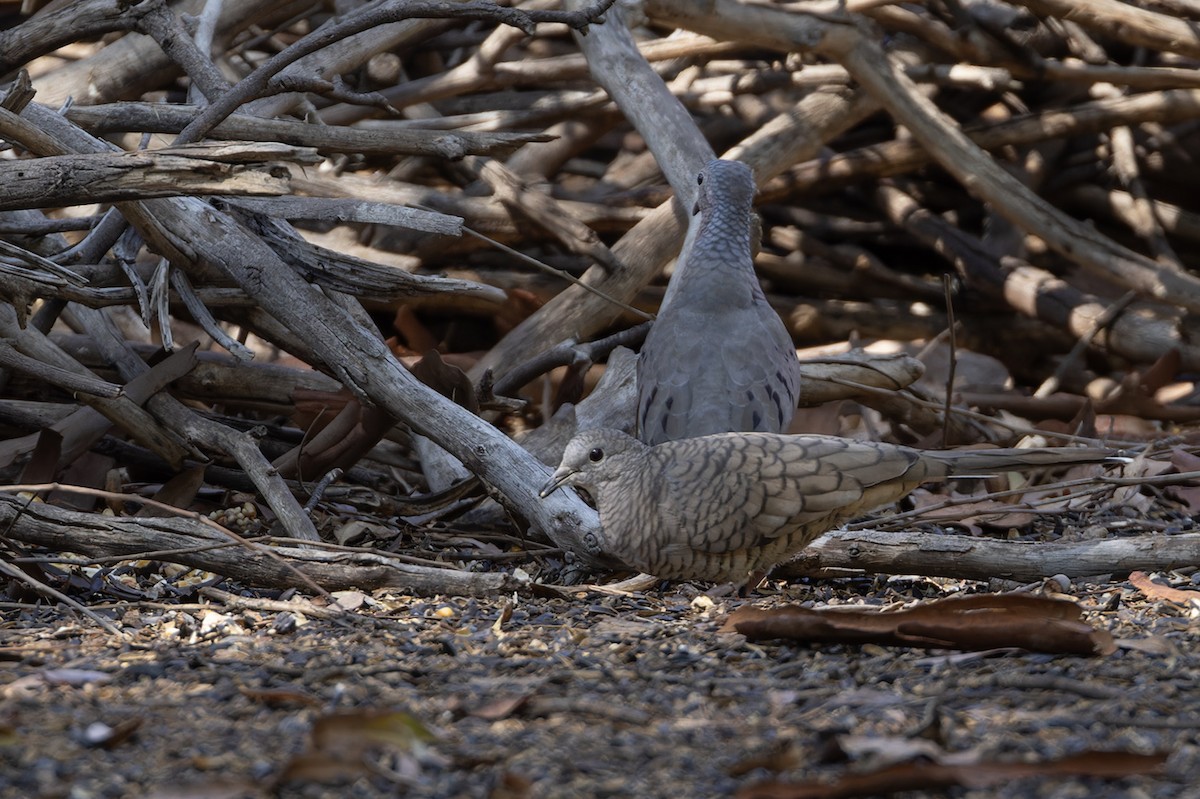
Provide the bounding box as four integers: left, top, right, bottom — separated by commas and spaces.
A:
695, 159, 755, 217
538, 428, 648, 498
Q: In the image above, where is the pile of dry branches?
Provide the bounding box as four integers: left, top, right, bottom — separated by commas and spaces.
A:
3, 0, 1200, 599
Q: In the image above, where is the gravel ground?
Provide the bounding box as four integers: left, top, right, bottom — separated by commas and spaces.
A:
2, 575, 1197, 798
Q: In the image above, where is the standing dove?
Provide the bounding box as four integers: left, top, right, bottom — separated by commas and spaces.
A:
540, 428, 1123, 583
637, 159, 802, 445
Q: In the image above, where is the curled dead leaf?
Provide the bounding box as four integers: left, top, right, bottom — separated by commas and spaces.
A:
1129, 571, 1200, 605
726, 593, 1115, 656
735, 749, 1167, 799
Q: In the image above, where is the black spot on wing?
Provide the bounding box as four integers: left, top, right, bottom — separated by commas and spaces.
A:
639, 386, 657, 431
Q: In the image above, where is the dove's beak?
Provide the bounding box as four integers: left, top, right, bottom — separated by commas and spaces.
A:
538, 466, 576, 498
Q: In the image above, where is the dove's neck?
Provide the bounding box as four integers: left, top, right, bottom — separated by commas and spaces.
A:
661, 201, 758, 312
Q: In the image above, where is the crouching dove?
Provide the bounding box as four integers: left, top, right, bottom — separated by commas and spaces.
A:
539, 428, 1125, 583
637, 159, 802, 445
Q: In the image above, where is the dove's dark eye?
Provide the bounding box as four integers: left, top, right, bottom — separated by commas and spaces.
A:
588, 447, 604, 463
697, 172, 704, 185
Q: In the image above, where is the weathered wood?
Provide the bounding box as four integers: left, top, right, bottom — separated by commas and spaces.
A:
64, 103, 555, 159
782, 530, 1200, 583
0, 494, 521, 596
0, 143, 316, 211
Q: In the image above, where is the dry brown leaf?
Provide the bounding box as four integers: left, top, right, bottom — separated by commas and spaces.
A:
328, 590, 368, 610
1116, 635, 1180, 656
915, 343, 1011, 395
410, 349, 480, 413
1169, 447, 1200, 473
289, 386, 355, 433
726, 741, 804, 777
489, 771, 534, 799
1129, 571, 1200, 605
136, 465, 206, 518
904, 457, 1120, 528
828, 734, 946, 767
469, 694, 532, 721
143, 778, 263, 799
905, 487, 1036, 528
277, 750, 368, 783
279, 708, 436, 783
309, 708, 436, 753
735, 750, 1167, 799
390, 305, 440, 354
41, 668, 113, 686
492, 288, 545, 336
787, 401, 848, 436
279, 392, 395, 478
1135, 348, 1182, 396
1163, 447, 1200, 512
237, 686, 322, 708
726, 594, 1114, 656
19, 428, 61, 483
83, 716, 143, 749
551, 354, 592, 410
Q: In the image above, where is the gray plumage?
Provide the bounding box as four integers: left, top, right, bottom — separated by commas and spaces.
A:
637, 159, 802, 446
541, 428, 1123, 583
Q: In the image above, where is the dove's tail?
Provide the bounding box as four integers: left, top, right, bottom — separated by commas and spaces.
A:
925, 447, 1130, 478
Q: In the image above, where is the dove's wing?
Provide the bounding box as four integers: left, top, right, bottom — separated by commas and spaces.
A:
657, 434, 932, 559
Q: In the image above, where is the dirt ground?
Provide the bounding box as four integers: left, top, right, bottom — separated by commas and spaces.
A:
2, 572, 1197, 799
